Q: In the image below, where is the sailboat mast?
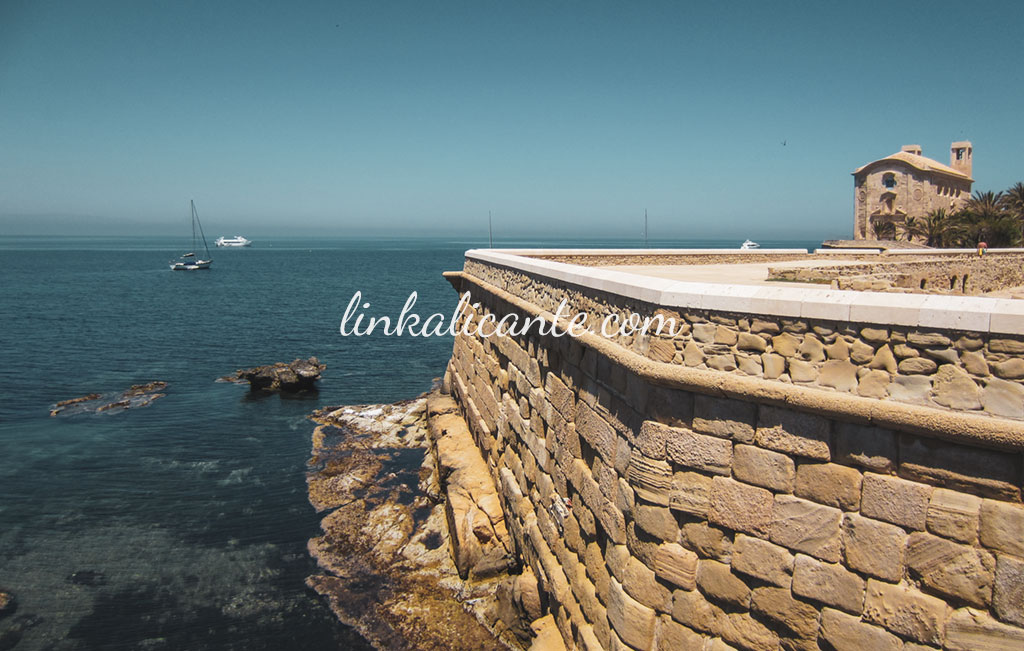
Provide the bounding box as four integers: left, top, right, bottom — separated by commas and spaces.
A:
191, 200, 197, 251
192, 200, 212, 258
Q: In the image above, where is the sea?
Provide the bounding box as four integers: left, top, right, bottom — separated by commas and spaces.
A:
0, 235, 820, 650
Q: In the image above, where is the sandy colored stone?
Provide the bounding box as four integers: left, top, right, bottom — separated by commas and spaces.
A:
684, 341, 706, 367
956, 334, 985, 351
924, 347, 959, 365
931, 364, 982, 410
850, 339, 875, 364
792, 554, 865, 614
798, 336, 825, 362
860, 327, 889, 343
608, 577, 657, 650
692, 394, 755, 442
957, 349, 987, 374
692, 323, 717, 343
623, 555, 672, 612
825, 338, 850, 361
751, 318, 780, 335
979, 499, 1024, 557
887, 375, 933, 404
648, 337, 677, 363
794, 463, 862, 511
731, 534, 793, 587
861, 473, 932, 530
696, 559, 750, 608
732, 444, 795, 493
769, 494, 842, 562
894, 343, 920, 358
908, 331, 952, 348
993, 555, 1024, 627
842, 513, 906, 582
666, 428, 732, 475
993, 358, 1024, 380
680, 523, 733, 562
868, 344, 899, 374
821, 608, 902, 651
750, 586, 819, 639
736, 354, 762, 376
576, 401, 617, 466
788, 359, 818, 382
989, 337, 1024, 354
671, 589, 779, 651
819, 359, 858, 392
635, 503, 680, 543
981, 378, 1024, 419
762, 353, 785, 379
754, 405, 831, 461
655, 542, 698, 591
927, 488, 981, 544
899, 357, 938, 374
709, 477, 774, 537
737, 332, 767, 352
945, 607, 1024, 651
707, 354, 737, 372
772, 332, 800, 357
906, 532, 994, 607
834, 423, 895, 473
653, 615, 705, 651
628, 450, 673, 506
669, 471, 713, 517
857, 369, 891, 398
863, 579, 945, 645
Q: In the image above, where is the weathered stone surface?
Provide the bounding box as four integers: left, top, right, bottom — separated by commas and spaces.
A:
545, 372, 575, 420
671, 589, 779, 651
888, 375, 933, 404
842, 513, 906, 582
707, 354, 737, 372
945, 607, 1024, 651
956, 334, 985, 351
798, 336, 826, 362
669, 471, 713, 517
989, 337, 1024, 354
961, 349, 990, 376
750, 587, 819, 639
894, 343, 920, 358
737, 332, 767, 352
709, 477, 774, 537
655, 542, 698, 591
754, 406, 831, 461
635, 503, 680, 543
732, 444, 795, 493
666, 428, 733, 475
684, 341, 706, 367
648, 337, 677, 363
751, 319, 780, 335
861, 327, 889, 343
834, 423, 896, 472
993, 358, 1024, 380
899, 357, 938, 374
821, 608, 902, 651
850, 339, 876, 364
696, 560, 750, 608
736, 354, 762, 376
769, 495, 842, 562
692, 323, 717, 343
576, 401, 617, 466
863, 579, 945, 645
731, 534, 793, 587
861, 473, 932, 530
857, 370, 891, 398
979, 500, 1024, 557
993, 554, 1024, 627
900, 436, 1020, 501
692, 395, 755, 442
773, 332, 800, 357
628, 450, 673, 506
654, 615, 705, 651
927, 488, 981, 544
819, 360, 858, 392
792, 554, 865, 614
788, 359, 818, 383
795, 463, 862, 511
825, 338, 850, 360
908, 331, 952, 348
981, 378, 1024, 419
608, 577, 657, 650
931, 364, 982, 410
623, 555, 672, 612
762, 353, 785, 379
680, 523, 733, 562
868, 344, 899, 374
906, 532, 994, 607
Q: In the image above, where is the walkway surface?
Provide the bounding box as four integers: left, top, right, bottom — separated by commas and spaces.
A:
597, 259, 863, 289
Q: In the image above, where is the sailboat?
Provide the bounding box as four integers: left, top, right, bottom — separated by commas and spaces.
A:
170, 200, 213, 270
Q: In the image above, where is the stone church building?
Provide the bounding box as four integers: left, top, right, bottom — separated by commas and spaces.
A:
852, 141, 973, 240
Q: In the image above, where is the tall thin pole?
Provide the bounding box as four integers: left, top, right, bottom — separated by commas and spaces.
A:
489, 210, 493, 248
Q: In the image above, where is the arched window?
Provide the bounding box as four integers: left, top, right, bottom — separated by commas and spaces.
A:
882, 173, 897, 189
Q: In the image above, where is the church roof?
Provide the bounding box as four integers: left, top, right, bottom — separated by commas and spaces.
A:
852, 151, 972, 181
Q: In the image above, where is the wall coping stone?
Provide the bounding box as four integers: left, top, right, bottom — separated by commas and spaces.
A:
464, 249, 1024, 335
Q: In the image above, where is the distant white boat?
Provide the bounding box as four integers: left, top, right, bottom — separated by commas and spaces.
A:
170, 201, 212, 270
215, 236, 252, 247
740, 239, 760, 250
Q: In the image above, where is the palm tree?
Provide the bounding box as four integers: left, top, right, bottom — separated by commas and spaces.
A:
923, 209, 951, 247
1000, 182, 1024, 241
902, 216, 925, 242
957, 190, 1020, 247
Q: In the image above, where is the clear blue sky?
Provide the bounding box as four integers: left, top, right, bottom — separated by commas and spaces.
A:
2, 1, 1022, 239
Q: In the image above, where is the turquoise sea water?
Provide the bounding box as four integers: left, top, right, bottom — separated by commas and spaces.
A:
0, 235, 819, 650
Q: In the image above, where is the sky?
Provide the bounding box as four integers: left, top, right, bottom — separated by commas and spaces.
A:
1, 1, 1022, 240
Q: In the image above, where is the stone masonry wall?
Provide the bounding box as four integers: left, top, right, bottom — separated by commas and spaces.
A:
464, 259, 1024, 422
444, 262, 1024, 650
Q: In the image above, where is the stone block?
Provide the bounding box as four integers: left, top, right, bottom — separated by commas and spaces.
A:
628, 450, 673, 506
683, 341, 705, 367
647, 387, 694, 429
820, 359, 858, 392
794, 462, 862, 511
635, 503, 679, 543
899, 357, 938, 374
654, 615, 705, 651
737, 332, 767, 352
607, 576, 657, 651
709, 477, 774, 537
857, 370, 891, 398
834, 423, 896, 472
863, 579, 945, 645
649, 337, 676, 363
981, 378, 1024, 419
585, 541, 610, 600
692, 323, 717, 343
706, 354, 737, 372
636, 420, 670, 460
696, 559, 750, 608
762, 353, 785, 379
842, 513, 906, 582
655, 542, 698, 591
788, 359, 818, 382
623, 555, 672, 613
888, 375, 934, 404
679, 522, 733, 562
926, 488, 981, 544
736, 353, 762, 376
868, 344, 899, 374
692, 394, 756, 442
792, 554, 865, 614
666, 428, 733, 475
545, 372, 575, 420
671, 589, 779, 651
732, 444, 795, 492
861, 473, 932, 530
850, 339, 875, 364
731, 534, 793, 587
931, 364, 982, 410
754, 405, 831, 461
994, 554, 1024, 627
906, 531, 994, 607
576, 401, 617, 466
750, 586, 819, 640
821, 608, 902, 651
769, 494, 842, 562
945, 607, 1024, 651
993, 358, 1024, 380
900, 436, 1020, 501
773, 332, 800, 357
669, 471, 713, 517
980, 499, 1024, 557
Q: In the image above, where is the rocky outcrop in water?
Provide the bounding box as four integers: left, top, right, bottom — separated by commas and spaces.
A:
220, 357, 325, 392
306, 393, 533, 650
0, 590, 14, 614
49, 382, 167, 416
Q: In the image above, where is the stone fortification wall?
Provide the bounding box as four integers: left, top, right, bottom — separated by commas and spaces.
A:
442, 257, 1024, 651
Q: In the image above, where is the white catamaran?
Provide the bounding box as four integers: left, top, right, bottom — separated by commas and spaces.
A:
170, 200, 213, 270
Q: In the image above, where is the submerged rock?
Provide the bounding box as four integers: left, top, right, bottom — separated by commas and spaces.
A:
50, 382, 167, 416
220, 357, 325, 392
0, 590, 14, 614
67, 570, 108, 587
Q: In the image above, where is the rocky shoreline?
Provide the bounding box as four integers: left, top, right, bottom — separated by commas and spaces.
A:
305, 391, 541, 650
